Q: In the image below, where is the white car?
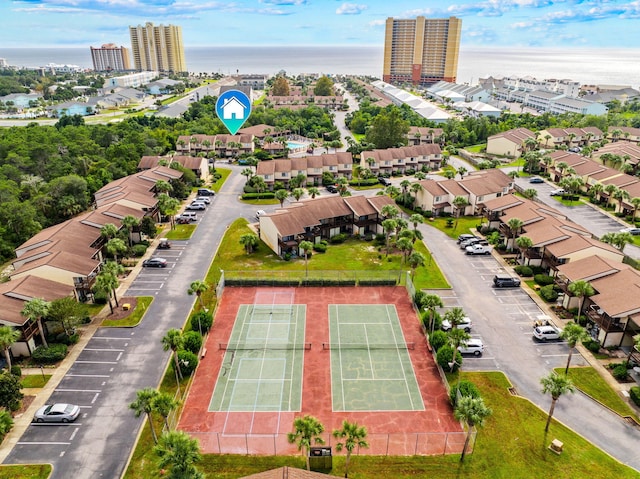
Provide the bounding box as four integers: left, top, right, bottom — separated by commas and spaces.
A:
458, 338, 484, 356
442, 317, 472, 333
195, 196, 211, 204
533, 325, 562, 341
186, 201, 206, 210
465, 244, 492, 255
620, 227, 640, 235
550, 188, 566, 196
256, 210, 266, 219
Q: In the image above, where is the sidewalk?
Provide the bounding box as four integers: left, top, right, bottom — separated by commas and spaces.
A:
0, 236, 159, 463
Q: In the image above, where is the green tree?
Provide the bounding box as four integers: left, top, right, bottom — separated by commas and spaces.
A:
287, 415, 325, 471
313, 76, 334, 96
506, 217, 523, 250
560, 323, 590, 374
407, 251, 425, 278
540, 372, 575, 432
0, 326, 21, 371
102, 261, 125, 306
239, 233, 259, 254
365, 108, 410, 149
95, 271, 119, 314
290, 188, 305, 202
129, 387, 160, 444
20, 297, 50, 348
152, 391, 180, 432
271, 76, 290, 96
515, 235, 533, 262
567, 279, 595, 320
100, 223, 119, 240
397, 237, 413, 263
275, 188, 288, 207
381, 218, 397, 257
332, 420, 369, 478
299, 240, 314, 277
187, 280, 210, 312
454, 396, 492, 462
162, 329, 185, 384
0, 371, 23, 412
121, 215, 140, 247
0, 409, 14, 439
307, 186, 320, 199
47, 296, 87, 335
106, 237, 127, 263
452, 196, 469, 229
154, 431, 204, 479
420, 294, 444, 334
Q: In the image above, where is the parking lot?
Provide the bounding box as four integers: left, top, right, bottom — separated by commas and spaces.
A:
125, 241, 187, 296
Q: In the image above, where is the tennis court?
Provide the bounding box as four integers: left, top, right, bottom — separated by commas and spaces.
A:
209, 303, 307, 412
327, 304, 424, 411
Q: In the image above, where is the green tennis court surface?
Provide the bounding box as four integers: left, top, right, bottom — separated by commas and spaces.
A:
328, 304, 424, 412
209, 304, 306, 412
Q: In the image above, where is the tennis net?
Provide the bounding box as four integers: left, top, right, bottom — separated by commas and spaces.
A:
322, 342, 415, 350
218, 342, 312, 351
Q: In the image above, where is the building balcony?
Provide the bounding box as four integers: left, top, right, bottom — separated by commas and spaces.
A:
587, 310, 625, 333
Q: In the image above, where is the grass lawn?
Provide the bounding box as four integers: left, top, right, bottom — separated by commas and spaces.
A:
204, 218, 448, 291
101, 297, 153, 327
425, 216, 484, 240
20, 374, 52, 388
210, 168, 231, 191
500, 158, 525, 169
555, 367, 640, 423
0, 465, 52, 479
165, 224, 197, 240
123, 371, 640, 479
239, 198, 280, 206
465, 144, 485, 153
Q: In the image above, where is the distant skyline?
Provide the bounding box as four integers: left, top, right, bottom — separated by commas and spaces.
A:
3, 0, 639, 49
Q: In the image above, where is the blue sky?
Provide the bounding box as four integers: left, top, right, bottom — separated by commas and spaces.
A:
3, 0, 639, 48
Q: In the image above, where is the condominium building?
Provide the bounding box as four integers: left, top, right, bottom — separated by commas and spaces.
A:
90, 44, 131, 72
383, 16, 461, 87
129, 22, 186, 73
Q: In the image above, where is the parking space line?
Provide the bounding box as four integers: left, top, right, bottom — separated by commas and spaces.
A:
92, 337, 130, 340
55, 389, 102, 392
83, 348, 125, 352
74, 361, 118, 364
541, 353, 568, 357
66, 374, 110, 378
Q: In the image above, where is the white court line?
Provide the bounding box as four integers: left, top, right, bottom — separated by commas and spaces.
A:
385, 304, 418, 410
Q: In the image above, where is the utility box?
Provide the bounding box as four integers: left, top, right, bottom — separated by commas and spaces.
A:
309, 447, 332, 471
549, 439, 563, 455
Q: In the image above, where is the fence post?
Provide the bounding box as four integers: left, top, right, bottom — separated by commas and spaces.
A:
443, 432, 448, 455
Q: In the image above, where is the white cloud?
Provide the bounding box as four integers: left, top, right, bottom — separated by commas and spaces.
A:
368, 19, 386, 27
336, 3, 368, 15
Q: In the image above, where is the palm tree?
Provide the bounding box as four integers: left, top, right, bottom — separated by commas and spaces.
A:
381, 204, 399, 219
154, 431, 204, 479
452, 196, 469, 229
457, 166, 467, 178
241, 168, 253, 183
332, 420, 369, 478
106, 238, 127, 263
187, 280, 209, 311
95, 271, 119, 314
101, 261, 124, 306
274, 189, 288, 207
121, 215, 140, 247
287, 415, 325, 471
560, 323, 590, 374
20, 297, 50, 348
420, 294, 444, 334
253, 176, 267, 199
522, 188, 538, 200
381, 218, 397, 257
567, 279, 595, 321
397, 237, 413, 263
307, 186, 320, 199
290, 188, 305, 201
589, 182, 604, 203
154, 180, 173, 195
540, 372, 575, 432
400, 179, 411, 204
239, 233, 259, 254
100, 223, 119, 241
152, 391, 180, 431
515, 235, 533, 263
506, 217, 523, 250
0, 326, 21, 371
612, 188, 630, 213
454, 396, 492, 462
162, 329, 184, 384
407, 251, 425, 278
129, 388, 160, 444
299, 241, 314, 277
603, 184, 619, 209
631, 197, 640, 219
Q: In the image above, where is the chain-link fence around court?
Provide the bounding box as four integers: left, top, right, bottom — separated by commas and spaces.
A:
218, 270, 404, 288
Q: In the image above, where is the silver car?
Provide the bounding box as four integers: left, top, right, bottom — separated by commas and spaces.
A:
33, 403, 81, 423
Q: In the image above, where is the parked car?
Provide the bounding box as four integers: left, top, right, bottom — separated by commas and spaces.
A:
197, 188, 215, 196
459, 237, 485, 249
457, 233, 477, 244
529, 176, 544, 184
325, 185, 338, 193
533, 325, 562, 341
186, 201, 206, 211
176, 212, 197, 223
442, 316, 472, 333
378, 176, 391, 186
493, 275, 521, 288
256, 210, 266, 219
458, 338, 485, 356
465, 244, 492, 255
142, 258, 168, 268
620, 227, 640, 235
33, 403, 80, 423
195, 196, 211, 204
158, 238, 171, 249
550, 188, 566, 196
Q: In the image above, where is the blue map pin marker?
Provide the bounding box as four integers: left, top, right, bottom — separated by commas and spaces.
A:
215, 89, 252, 135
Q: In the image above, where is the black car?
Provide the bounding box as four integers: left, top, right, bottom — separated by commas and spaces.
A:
493, 275, 521, 288
197, 188, 216, 196
529, 177, 544, 184
378, 177, 391, 186
142, 258, 168, 268
325, 185, 338, 193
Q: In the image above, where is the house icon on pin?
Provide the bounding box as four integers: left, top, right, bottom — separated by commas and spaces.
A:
221, 96, 246, 120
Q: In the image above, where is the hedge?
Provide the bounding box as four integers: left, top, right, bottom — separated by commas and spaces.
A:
449, 379, 481, 406
190, 311, 213, 333
436, 345, 462, 372
31, 343, 68, 364
539, 284, 559, 302
630, 386, 640, 407
183, 331, 203, 354
429, 330, 448, 352
176, 350, 198, 377
534, 274, 555, 286
358, 279, 398, 286
241, 192, 276, 200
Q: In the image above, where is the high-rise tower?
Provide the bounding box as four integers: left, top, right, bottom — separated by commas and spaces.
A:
129, 22, 186, 73
90, 44, 131, 72
383, 16, 461, 86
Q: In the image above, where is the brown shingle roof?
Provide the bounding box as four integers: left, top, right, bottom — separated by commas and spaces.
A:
0, 276, 74, 326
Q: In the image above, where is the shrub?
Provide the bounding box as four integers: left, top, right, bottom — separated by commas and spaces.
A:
31, 344, 68, 364
539, 284, 559, 302
534, 274, 555, 286
449, 379, 481, 406
241, 192, 276, 200
373, 234, 386, 246
582, 339, 601, 353
10, 366, 21, 378
190, 311, 213, 334
630, 386, 640, 407
131, 244, 148, 257
0, 372, 23, 412
182, 331, 203, 354
93, 290, 108, 305
530, 266, 546, 275
55, 332, 79, 345
177, 350, 198, 377
313, 243, 327, 253
329, 233, 348, 244
429, 330, 448, 352
612, 364, 628, 381
514, 265, 533, 277
436, 345, 462, 372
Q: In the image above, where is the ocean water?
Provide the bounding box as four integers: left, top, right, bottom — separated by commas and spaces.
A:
1, 46, 639, 88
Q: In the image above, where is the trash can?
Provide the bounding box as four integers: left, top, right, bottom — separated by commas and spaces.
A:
309, 446, 332, 471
